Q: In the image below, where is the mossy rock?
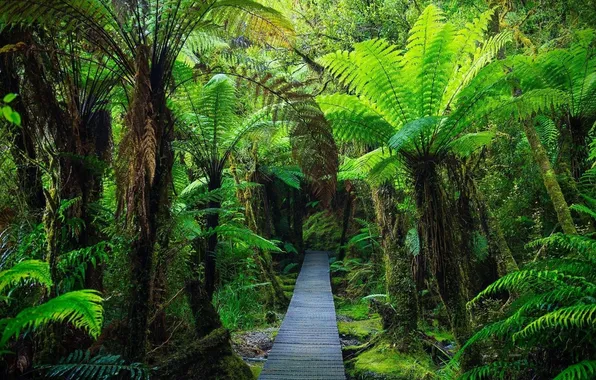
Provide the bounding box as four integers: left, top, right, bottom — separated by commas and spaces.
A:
347, 343, 435, 380
338, 318, 382, 340
336, 301, 370, 321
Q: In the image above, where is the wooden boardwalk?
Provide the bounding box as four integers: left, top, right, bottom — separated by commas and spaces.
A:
259, 251, 346, 380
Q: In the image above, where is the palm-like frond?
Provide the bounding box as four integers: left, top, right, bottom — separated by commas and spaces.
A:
317, 4, 511, 177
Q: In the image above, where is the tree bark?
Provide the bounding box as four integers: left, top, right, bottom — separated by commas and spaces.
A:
337, 184, 354, 261
124, 45, 175, 361
205, 173, 222, 299
523, 119, 577, 235
371, 183, 418, 350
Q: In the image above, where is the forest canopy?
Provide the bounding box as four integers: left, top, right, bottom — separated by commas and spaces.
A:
0, 0, 595, 379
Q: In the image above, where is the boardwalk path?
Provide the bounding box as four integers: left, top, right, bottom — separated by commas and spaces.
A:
259, 251, 346, 380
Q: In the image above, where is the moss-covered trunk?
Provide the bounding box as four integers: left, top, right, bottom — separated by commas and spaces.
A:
523, 119, 577, 235
205, 172, 222, 299
124, 45, 175, 361
371, 183, 417, 350
413, 162, 471, 347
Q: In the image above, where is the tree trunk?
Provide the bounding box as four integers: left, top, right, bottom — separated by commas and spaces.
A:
523, 119, 577, 235
413, 163, 472, 348
291, 188, 305, 255
124, 45, 175, 361
371, 183, 418, 350
337, 185, 353, 261
0, 32, 45, 214
205, 173, 222, 299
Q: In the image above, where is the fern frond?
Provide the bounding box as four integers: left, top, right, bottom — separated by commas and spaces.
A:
554, 360, 596, 380
0, 260, 52, 295
317, 93, 396, 144
460, 360, 529, 380
212, 225, 281, 252
468, 270, 583, 305
1, 290, 103, 346
527, 233, 596, 259
447, 131, 494, 158
388, 116, 443, 152
42, 349, 150, 380
513, 304, 596, 341
570, 204, 596, 221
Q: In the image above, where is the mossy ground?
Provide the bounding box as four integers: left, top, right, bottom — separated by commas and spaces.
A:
347, 342, 436, 380
338, 318, 382, 340
336, 301, 371, 321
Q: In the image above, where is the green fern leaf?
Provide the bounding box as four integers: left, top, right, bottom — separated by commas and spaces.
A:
1, 290, 103, 346
0, 260, 52, 294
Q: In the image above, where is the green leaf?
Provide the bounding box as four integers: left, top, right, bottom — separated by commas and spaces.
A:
10, 111, 21, 126
2, 106, 12, 121
3, 93, 17, 103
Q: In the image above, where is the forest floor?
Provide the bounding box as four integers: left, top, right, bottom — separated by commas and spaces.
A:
332, 275, 455, 379
230, 259, 456, 379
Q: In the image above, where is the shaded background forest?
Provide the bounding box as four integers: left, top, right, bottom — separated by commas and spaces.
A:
0, 0, 595, 379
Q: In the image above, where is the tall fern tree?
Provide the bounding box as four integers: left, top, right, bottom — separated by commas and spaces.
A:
0, 0, 293, 361
317, 5, 511, 349
174, 74, 304, 299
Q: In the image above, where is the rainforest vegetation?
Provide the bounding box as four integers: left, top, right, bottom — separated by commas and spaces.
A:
0, 0, 595, 379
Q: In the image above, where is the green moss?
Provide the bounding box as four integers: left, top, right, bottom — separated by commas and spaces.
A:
349, 343, 435, 380
281, 277, 297, 285
283, 291, 293, 299
336, 301, 370, 321
338, 318, 382, 340
250, 363, 263, 379
331, 276, 344, 287
282, 284, 295, 292
423, 328, 453, 343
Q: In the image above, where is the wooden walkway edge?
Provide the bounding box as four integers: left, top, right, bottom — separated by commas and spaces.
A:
259, 251, 346, 380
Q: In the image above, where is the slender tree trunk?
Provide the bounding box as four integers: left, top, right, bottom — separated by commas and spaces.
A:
523, 119, 577, 235
291, 188, 305, 255
205, 173, 222, 299
371, 183, 417, 350
337, 184, 353, 261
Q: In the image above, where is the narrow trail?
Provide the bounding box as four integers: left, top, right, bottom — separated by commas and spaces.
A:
259, 251, 346, 380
